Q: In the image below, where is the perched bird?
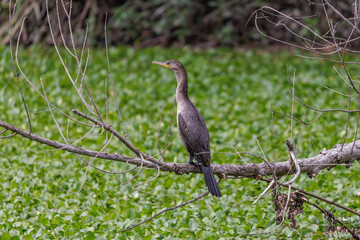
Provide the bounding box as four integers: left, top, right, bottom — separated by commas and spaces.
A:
152, 60, 221, 197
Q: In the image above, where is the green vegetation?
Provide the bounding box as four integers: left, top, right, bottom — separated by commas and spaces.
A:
0, 45, 359, 239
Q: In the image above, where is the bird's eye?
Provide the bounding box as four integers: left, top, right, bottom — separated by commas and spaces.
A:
167, 62, 170, 65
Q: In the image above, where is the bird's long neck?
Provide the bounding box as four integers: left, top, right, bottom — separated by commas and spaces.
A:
175, 69, 189, 103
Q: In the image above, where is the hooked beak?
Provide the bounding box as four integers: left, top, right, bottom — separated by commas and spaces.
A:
152, 61, 170, 68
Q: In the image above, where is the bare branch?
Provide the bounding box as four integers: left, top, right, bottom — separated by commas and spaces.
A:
9, 0, 32, 134
261, 178, 360, 217
253, 179, 275, 204
119, 180, 218, 232
1, 119, 360, 180
307, 201, 360, 239
158, 99, 176, 162
0, 132, 17, 139
71, 109, 165, 166
104, 12, 130, 141
284, 140, 300, 185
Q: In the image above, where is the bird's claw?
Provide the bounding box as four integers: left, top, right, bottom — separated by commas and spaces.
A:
188, 159, 200, 168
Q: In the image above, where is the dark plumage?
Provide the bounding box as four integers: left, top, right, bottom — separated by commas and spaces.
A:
152, 60, 222, 197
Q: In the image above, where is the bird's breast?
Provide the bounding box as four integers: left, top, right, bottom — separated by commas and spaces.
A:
176, 104, 184, 126
177, 102, 186, 114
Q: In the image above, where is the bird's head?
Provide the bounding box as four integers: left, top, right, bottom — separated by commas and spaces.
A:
152, 60, 185, 73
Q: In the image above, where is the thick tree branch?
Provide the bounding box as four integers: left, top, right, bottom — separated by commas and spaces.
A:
1, 119, 359, 178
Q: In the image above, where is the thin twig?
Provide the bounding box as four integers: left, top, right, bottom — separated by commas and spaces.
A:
256, 137, 277, 180
14, 16, 94, 127
290, 68, 296, 142
342, 86, 352, 151
261, 178, 360, 217
120, 154, 145, 185
77, 154, 138, 175
233, 147, 248, 164
104, 12, 131, 142
253, 179, 275, 204
156, 103, 164, 155
284, 140, 300, 185
40, 78, 67, 143
105, 77, 108, 150
46, 0, 101, 119
71, 109, 166, 166
120, 179, 221, 232
71, 133, 114, 193
0, 133, 16, 139
9, 0, 32, 134
352, 82, 360, 153
0, 129, 8, 135
159, 98, 176, 162
133, 164, 161, 188
307, 201, 360, 240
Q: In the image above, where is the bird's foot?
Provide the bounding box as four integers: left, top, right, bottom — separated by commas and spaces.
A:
188, 159, 200, 168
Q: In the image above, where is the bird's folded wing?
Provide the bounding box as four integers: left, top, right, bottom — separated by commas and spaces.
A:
178, 112, 210, 153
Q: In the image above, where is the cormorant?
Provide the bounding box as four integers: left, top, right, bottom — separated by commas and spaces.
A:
152, 60, 222, 197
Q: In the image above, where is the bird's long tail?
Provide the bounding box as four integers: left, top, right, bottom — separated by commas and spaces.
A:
202, 166, 222, 197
